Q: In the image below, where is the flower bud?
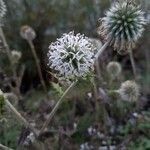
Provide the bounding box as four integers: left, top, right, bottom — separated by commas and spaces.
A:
20, 25, 36, 41
106, 61, 122, 79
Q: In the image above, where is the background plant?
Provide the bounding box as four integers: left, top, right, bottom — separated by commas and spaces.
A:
0, 0, 149, 149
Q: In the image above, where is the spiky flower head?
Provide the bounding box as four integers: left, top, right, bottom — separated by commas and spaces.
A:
20, 25, 36, 41
106, 61, 122, 79
118, 80, 140, 102
98, 1, 146, 54
48, 31, 97, 82
0, 0, 6, 24
11, 50, 22, 64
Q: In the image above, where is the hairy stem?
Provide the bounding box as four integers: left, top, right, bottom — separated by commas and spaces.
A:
94, 40, 111, 82
28, 40, 48, 96
4, 96, 38, 136
95, 40, 110, 61
39, 81, 77, 134
0, 143, 14, 150
129, 49, 137, 79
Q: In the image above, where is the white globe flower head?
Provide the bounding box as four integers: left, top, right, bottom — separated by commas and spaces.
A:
98, 1, 146, 54
48, 31, 97, 82
118, 80, 140, 102
0, 0, 6, 24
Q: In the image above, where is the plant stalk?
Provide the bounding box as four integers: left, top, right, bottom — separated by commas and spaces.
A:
0, 143, 14, 150
95, 40, 110, 61
129, 49, 137, 79
4, 96, 38, 136
28, 40, 48, 96
39, 81, 77, 134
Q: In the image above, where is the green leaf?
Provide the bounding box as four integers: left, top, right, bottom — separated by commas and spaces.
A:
51, 82, 64, 96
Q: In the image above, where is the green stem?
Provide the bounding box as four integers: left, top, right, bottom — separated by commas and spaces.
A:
28, 40, 48, 97
4, 96, 38, 136
129, 49, 137, 79
39, 81, 77, 134
0, 143, 14, 150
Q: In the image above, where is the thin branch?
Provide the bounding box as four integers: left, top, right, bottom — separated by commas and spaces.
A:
0, 143, 14, 150
95, 40, 110, 61
27, 40, 48, 97
39, 81, 77, 134
4, 95, 38, 136
129, 49, 137, 79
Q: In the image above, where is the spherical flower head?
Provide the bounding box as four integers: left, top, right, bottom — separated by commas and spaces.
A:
48, 31, 97, 82
99, 1, 146, 54
118, 80, 140, 102
0, 0, 6, 23
20, 25, 36, 41
11, 50, 22, 64
106, 61, 122, 79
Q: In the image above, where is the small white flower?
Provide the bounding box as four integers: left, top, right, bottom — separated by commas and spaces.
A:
48, 31, 96, 82
98, 1, 146, 54
0, 0, 6, 20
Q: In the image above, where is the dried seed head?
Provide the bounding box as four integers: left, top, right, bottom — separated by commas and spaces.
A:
20, 25, 36, 41
48, 31, 97, 82
106, 61, 122, 79
118, 80, 140, 102
98, 1, 146, 54
11, 50, 22, 64
0, 0, 6, 24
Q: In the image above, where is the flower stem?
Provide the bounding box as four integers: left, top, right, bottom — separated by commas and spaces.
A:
28, 40, 48, 97
0, 143, 14, 150
95, 40, 110, 61
91, 79, 100, 120
129, 49, 137, 79
4, 96, 38, 136
95, 40, 111, 82
39, 81, 77, 134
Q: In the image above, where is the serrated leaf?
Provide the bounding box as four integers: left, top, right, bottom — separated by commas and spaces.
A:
51, 82, 64, 96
